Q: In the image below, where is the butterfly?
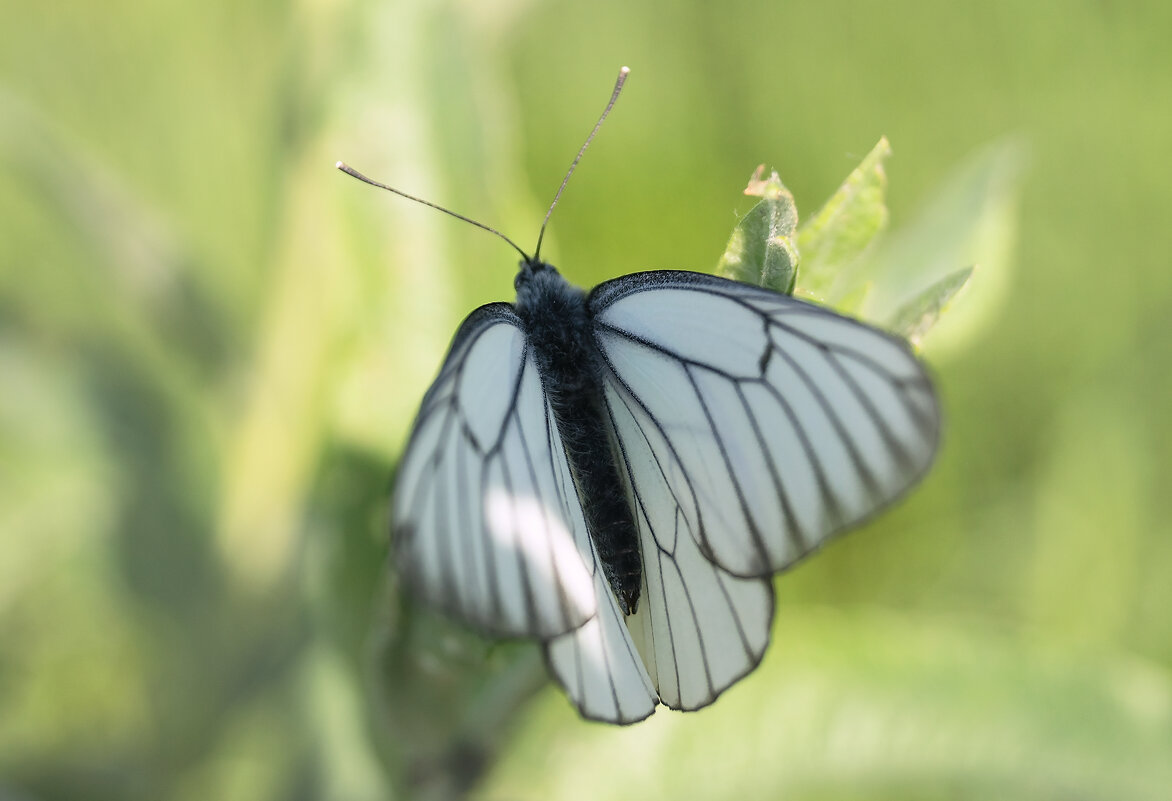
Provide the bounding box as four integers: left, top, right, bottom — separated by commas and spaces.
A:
341, 67, 940, 724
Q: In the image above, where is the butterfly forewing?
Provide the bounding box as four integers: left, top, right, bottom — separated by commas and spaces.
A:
588, 270, 941, 579
392, 304, 599, 638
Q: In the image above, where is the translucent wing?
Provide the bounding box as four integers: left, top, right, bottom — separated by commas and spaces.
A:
543, 351, 778, 720
589, 270, 940, 579
607, 378, 776, 711
543, 539, 660, 724
392, 304, 597, 638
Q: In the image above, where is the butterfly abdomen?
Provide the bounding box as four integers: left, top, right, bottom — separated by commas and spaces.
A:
515, 261, 643, 615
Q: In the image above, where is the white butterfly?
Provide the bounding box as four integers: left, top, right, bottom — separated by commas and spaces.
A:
345, 68, 939, 724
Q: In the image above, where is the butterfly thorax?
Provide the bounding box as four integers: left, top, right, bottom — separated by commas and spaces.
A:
514, 260, 643, 615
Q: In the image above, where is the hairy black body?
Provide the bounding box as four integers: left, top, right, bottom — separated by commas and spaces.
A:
514, 259, 642, 614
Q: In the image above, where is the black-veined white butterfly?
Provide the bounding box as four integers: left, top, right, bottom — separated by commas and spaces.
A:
340, 67, 939, 724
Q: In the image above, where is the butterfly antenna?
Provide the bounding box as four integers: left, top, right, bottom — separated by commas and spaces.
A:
532, 65, 630, 262
336, 161, 532, 262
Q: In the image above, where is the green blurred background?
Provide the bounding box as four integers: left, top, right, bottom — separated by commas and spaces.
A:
3, 1, 1171, 799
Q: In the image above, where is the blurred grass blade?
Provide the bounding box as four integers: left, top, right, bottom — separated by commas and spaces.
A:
887, 265, 975, 347
795, 137, 892, 306
0, 90, 233, 377
716, 165, 799, 294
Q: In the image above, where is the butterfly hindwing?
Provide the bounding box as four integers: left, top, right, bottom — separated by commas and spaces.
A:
392, 304, 598, 638
541, 392, 777, 721
602, 375, 775, 711
588, 270, 941, 579
543, 548, 660, 724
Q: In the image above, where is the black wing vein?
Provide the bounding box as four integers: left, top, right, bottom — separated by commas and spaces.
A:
391, 306, 598, 639
589, 269, 939, 585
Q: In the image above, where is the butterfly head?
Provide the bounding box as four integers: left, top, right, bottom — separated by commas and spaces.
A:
514, 257, 581, 319
514, 257, 560, 290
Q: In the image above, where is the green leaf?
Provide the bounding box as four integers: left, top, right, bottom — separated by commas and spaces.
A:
795, 137, 892, 306
887, 265, 976, 346
860, 138, 1023, 354
716, 166, 799, 294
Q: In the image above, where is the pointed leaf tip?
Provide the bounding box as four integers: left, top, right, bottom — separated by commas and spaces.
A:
717, 167, 800, 294
795, 137, 893, 304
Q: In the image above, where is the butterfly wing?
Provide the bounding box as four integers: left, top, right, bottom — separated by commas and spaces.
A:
392, 304, 598, 638
601, 381, 776, 712
543, 545, 660, 724
541, 376, 776, 721
555, 269, 938, 716
588, 270, 941, 580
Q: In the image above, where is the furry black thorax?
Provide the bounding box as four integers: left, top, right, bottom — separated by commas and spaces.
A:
514, 259, 643, 615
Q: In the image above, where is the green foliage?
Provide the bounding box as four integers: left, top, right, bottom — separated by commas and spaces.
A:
887, 266, 975, 346
796, 137, 893, 306
719, 138, 989, 351
863, 139, 1023, 356
3, 2, 1171, 801
486, 610, 1172, 801
716, 166, 799, 294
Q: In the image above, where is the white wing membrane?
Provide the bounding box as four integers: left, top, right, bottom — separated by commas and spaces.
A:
392, 304, 597, 638
544, 551, 659, 724
590, 271, 940, 579
544, 348, 776, 722
605, 376, 774, 710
